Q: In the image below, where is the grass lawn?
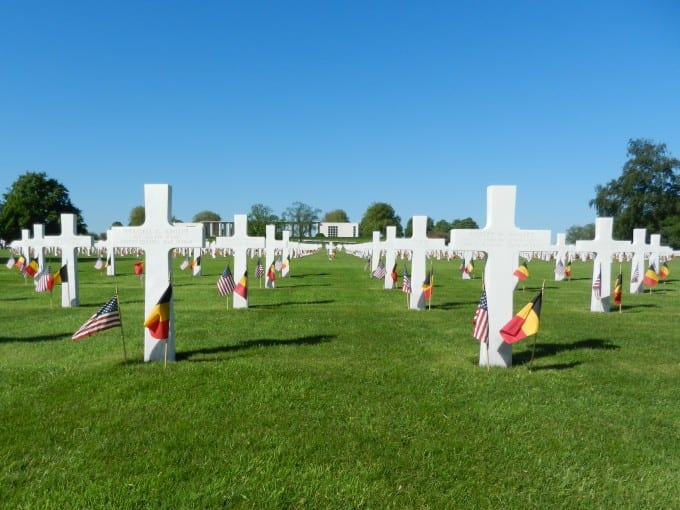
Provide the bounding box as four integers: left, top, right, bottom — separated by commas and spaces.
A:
1, 248, 679, 509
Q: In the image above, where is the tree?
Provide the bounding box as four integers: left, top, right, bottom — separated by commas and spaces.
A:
404, 217, 434, 237
248, 203, 279, 237
359, 202, 402, 237
322, 209, 350, 222
0, 171, 87, 240
450, 217, 479, 229
590, 138, 680, 247
566, 223, 595, 244
128, 206, 145, 226
192, 210, 221, 222
282, 201, 321, 241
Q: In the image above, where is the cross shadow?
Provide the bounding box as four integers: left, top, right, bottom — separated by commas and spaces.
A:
431, 300, 478, 311
177, 334, 336, 361
512, 338, 620, 366
0, 332, 72, 343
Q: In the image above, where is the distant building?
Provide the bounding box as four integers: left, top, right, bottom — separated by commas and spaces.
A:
319, 222, 359, 238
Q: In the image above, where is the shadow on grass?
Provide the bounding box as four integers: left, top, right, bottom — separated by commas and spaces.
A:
289, 273, 331, 278
0, 332, 71, 343
250, 299, 335, 308
432, 300, 478, 311
512, 338, 620, 367
177, 334, 336, 361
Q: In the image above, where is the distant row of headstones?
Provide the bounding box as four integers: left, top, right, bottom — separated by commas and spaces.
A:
6, 184, 675, 367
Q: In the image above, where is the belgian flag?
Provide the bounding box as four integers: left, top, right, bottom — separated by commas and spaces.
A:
422, 268, 434, 301
53, 264, 68, 284
144, 285, 172, 340
234, 271, 248, 299
643, 264, 659, 288
660, 262, 670, 281
513, 260, 529, 280
500, 292, 542, 344
614, 272, 623, 306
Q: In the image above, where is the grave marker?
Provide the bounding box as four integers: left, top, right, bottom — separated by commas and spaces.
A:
450, 186, 551, 367
107, 184, 204, 362
629, 228, 647, 294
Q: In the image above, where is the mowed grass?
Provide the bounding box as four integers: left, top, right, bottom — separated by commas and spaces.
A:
1, 248, 679, 509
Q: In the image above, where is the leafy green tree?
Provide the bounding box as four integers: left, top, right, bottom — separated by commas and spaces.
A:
282, 201, 321, 241
322, 209, 350, 222
450, 217, 479, 229
359, 202, 402, 237
566, 224, 595, 244
192, 210, 221, 222
128, 206, 145, 226
590, 138, 680, 247
404, 217, 434, 237
0, 171, 86, 240
248, 203, 279, 237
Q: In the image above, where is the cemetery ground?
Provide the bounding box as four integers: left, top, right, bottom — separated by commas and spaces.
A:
1, 250, 679, 509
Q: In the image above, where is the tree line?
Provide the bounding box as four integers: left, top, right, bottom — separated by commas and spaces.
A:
1, 138, 679, 246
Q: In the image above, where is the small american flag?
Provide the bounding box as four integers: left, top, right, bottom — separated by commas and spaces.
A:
472, 288, 489, 343
592, 268, 602, 299
402, 266, 411, 294
35, 265, 53, 293
72, 295, 122, 341
217, 265, 236, 296
554, 259, 565, 278
372, 261, 386, 279
255, 258, 265, 279
631, 266, 639, 283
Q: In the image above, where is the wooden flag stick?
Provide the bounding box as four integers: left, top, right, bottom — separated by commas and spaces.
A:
618, 262, 623, 314
528, 281, 546, 372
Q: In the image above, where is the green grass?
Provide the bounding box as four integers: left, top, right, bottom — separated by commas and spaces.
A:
1, 250, 679, 509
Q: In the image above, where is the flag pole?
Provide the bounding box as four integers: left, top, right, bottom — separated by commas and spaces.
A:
618, 262, 622, 314
482, 273, 490, 371
528, 280, 545, 372
115, 288, 128, 363
428, 260, 433, 311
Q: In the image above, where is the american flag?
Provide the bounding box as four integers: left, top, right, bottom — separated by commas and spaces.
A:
217, 265, 236, 296
631, 265, 640, 283
72, 295, 122, 341
94, 256, 104, 270
554, 259, 565, 278
180, 257, 190, 271
372, 261, 386, 279
472, 288, 489, 343
592, 268, 602, 299
402, 266, 411, 294
255, 258, 265, 279
35, 265, 53, 293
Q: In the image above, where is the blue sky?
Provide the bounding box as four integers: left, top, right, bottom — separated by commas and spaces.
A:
1, 1, 679, 240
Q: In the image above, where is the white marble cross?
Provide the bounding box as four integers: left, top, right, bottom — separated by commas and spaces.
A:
383, 226, 400, 290
389, 216, 446, 310
29, 224, 49, 268
552, 233, 569, 282
370, 231, 382, 274
575, 217, 631, 312
450, 186, 551, 368
214, 214, 265, 308
264, 225, 291, 288
39, 214, 93, 307
629, 228, 647, 294
9, 228, 32, 262
107, 184, 204, 362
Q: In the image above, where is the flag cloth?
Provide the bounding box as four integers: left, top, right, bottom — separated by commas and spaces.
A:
592, 267, 602, 300
472, 288, 489, 343
35, 266, 54, 293
513, 261, 529, 280
554, 259, 565, 278
614, 271, 623, 306
660, 262, 670, 280
500, 292, 542, 344
643, 264, 659, 288
72, 295, 122, 341
53, 264, 68, 284
94, 256, 104, 270
422, 268, 434, 300
565, 261, 572, 278
143, 285, 172, 340
105, 255, 112, 268
6, 255, 16, 269
15, 255, 25, 270
464, 261, 474, 275
266, 262, 276, 288
282, 257, 290, 273
234, 271, 248, 299
180, 257, 190, 271
372, 261, 386, 279
391, 263, 398, 284
631, 265, 639, 283
216, 265, 236, 296
25, 259, 39, 277
192, 256, 202, 276
255, 258, 265, 279
402, 265, 411, 294
275, 258, 283, 272
134, 261, 144, 276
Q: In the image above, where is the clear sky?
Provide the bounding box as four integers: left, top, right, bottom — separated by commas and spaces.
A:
1, 1, 679, 240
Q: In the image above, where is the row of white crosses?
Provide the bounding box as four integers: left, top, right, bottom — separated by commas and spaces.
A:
11, 214, 93, 307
